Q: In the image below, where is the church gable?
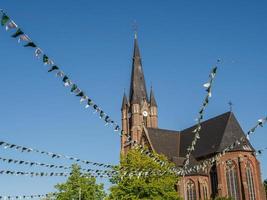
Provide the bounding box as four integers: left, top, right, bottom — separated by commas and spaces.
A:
218, 112, 254, 152
180, 112, 231, 159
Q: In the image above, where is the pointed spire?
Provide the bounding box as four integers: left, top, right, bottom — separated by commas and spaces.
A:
121, 92, 129, 110
129, 34, 148, 104
150, 87, 157, 107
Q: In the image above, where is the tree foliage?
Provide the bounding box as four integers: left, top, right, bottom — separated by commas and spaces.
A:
106, 148, 181, 200
49, 164, 106, 200
264, 179, 267, 198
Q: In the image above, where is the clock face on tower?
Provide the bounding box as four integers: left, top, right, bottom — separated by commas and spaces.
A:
142, 110, 148, 117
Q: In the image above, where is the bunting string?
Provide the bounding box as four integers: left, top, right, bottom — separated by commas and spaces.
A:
0, 169, 112, 178
0, 156, 117, 175
0, 193, 56, 200
0, 140, 114, 169
0, 9, 121, 134
183, 65, 218, 170
184, 116, 267, 175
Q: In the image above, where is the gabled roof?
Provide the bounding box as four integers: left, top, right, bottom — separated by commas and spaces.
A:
146, 128, 180, 159
144, 112, 254, 166
180, 112, 254, 159
129, 37, 148, 104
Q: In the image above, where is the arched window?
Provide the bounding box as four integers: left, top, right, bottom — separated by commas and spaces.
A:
203, 183, 209, 200
226, 160, 240, 200
246, 161, 256, 200
186, 180, 197, 200
210, 164, 218, 198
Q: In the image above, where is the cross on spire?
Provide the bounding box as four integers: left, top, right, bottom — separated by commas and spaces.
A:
228, 101, 233, 112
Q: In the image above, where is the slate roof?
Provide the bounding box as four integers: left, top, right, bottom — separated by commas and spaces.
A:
145, 112, 254, 167
129, 37, 148, 104
149, 88, 157, 107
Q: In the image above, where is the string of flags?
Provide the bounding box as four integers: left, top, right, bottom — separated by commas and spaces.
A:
183, 65, 218, 170
0, 168, 113, 178
0, 156, 116, 175
0, 9, 173, 175
0, 138, 184, 178
0, 9, 121, 134
0, 193, 56, 200
0, 140, 114, 169
184, 116, 267, 174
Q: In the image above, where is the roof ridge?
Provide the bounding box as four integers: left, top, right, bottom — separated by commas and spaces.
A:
181, 111, 232, 133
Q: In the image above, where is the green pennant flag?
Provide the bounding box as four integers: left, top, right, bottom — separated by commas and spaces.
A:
11, 28, 24, 38
48, 65, 59, 72
76, 91, 84, 97
43, 54, 49, 63
212, 67, 217, 74
24, 42, 36, 47
1, 13, 9, 26
71, 84, 77, 92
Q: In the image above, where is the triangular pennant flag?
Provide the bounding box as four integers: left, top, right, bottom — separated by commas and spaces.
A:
1, 13, 9, 26
24, 42, 36, 48
18, 34, 31, 43
80, 95, 88, 102
48, 65, 59, 72
35, 48, 43, 57
56, 71, 64, 77
6, 20, 17, 30
71, 84, 78, 92
11, 28, 24, 38
76, 91, 84, 97
203, 82, 210, 88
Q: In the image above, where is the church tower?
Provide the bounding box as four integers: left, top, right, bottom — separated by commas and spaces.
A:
121, 34, 158, 154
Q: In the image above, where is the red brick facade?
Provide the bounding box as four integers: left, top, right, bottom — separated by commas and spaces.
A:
178, 151, 266, 199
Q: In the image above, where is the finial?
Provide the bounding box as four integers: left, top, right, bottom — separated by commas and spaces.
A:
228, 101, 233, 112
132, 20, 138, 39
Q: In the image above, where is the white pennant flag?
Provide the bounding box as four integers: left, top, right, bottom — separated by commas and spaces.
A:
6, 20, 17, 31
35, 48, 43, 58
208, 92, 212, 98
203, 82, 211, 88
18, 34, 31, 43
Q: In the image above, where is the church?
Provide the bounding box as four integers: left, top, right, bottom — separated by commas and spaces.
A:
120, 34, 266, 200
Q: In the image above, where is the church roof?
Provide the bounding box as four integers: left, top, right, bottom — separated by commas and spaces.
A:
150, 88, 157, 107
129, 37, 148, 104
145, 112, 254, 166
146, 128, 180, 159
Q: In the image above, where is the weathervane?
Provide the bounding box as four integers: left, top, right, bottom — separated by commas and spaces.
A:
228, 101, 233, 112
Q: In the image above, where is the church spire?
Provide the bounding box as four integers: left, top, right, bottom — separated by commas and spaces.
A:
150, 87, 157, 107
121, 92, 129, 110
129, 34, 148, 104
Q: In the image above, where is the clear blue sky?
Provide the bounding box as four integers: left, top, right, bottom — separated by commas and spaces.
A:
0, 0, 267, 196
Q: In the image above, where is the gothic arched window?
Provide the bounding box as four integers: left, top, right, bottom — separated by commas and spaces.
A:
246, 161, 256, 200
226, 160, 240, 200
186, 180, 197, 200
203, 183, 208, 200
210, 164, 218, 198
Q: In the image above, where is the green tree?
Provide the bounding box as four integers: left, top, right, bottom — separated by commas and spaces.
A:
264, 179, 267, 198
106, 148, 181, 200
52, 164, 106, 200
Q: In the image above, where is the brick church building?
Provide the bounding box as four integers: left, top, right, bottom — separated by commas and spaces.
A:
120, 34, 266, 200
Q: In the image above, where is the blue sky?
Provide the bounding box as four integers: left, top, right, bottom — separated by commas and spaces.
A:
0, 0, 267, 196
